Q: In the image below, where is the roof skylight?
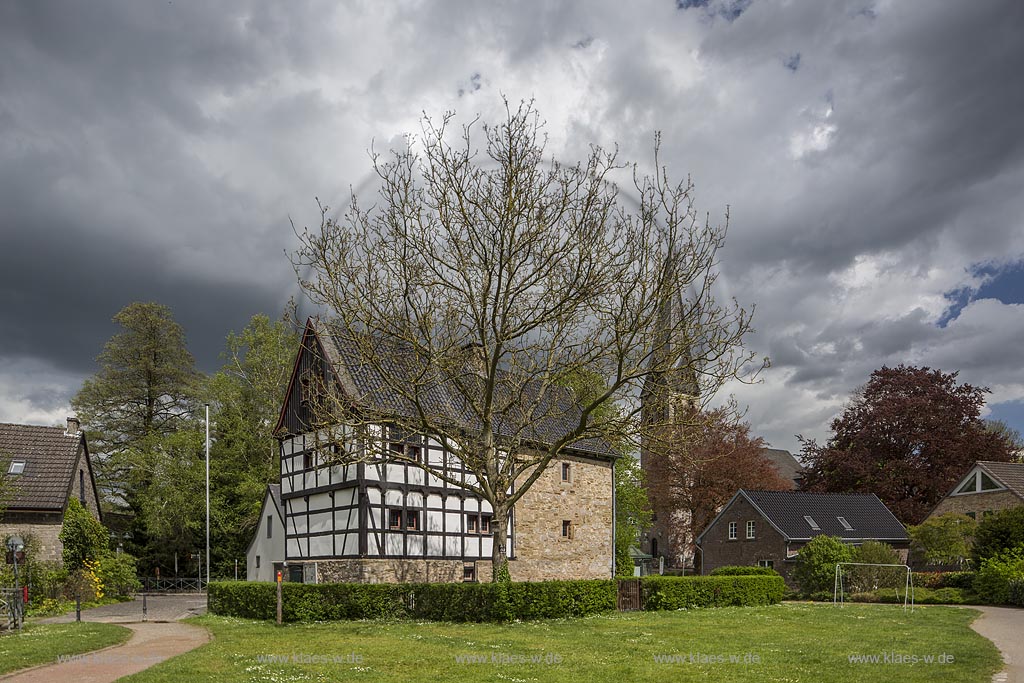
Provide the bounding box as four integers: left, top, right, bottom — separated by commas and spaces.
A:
804, 515, 820, 530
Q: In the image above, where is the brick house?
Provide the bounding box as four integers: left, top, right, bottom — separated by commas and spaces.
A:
0, 418, 103, 562
696, 489, 908, 584
261, 319, 616, 584
925, 461, 1024, 522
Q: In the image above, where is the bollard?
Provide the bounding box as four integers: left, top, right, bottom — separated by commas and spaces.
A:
76, 596, 81, 622
143, 593, 148, 621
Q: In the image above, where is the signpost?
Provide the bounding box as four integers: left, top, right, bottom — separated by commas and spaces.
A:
276, 570, 283, 625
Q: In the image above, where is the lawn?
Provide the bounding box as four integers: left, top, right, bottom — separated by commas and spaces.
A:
121, 603, 1002, 683
0, 621, 132, 675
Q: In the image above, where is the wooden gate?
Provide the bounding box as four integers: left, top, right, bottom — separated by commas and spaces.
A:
617, 578, 642, 611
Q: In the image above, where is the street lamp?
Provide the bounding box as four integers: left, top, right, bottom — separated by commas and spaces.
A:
6, 535, 25, 629
205, 403, 210, 588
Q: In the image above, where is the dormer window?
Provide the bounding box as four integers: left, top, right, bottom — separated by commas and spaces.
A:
804, 515, 820, 530
8, 460, 25, 475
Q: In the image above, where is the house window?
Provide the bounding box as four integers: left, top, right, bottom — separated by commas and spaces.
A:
405, 511, 420, 531
803, 515, 820, 530
256, 556, 261, 569
303, 451, 314, 469
746, 521, 756, 539
466, 514, 492, 534
389, 509, 403, 529
980, 472, 1001, 491
8, 460, 25, 475
463, 562, 477, 582
561, 462, 571, 482
758, 560, 774, 569
562, 520, 573, 539
480, 514, 491, 534
965, 511, 977, 520
467, 515, 478, 533
387, 427, 422, 462
728, 522, 737, 540
267, 515, 273, 539
837, 516, 853, 531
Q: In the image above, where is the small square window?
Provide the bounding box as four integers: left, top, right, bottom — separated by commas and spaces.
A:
480, 514, 491, 534
758, 560, 774, 569
562, 520, 573, 539
8, 460, 25, 475
728, 521, 737, 540
746, 520, 756, 539
389, 509, 403, 529
406, 511, 420, 530
463, 563, 477, 582
466, 515, 478, 533
561, 462, 571, 482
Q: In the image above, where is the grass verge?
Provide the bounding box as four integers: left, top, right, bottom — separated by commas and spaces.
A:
0, 621, 132, 675
121, 603, 1001, 683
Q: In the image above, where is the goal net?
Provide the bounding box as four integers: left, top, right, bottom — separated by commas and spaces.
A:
834, 562, 914, 612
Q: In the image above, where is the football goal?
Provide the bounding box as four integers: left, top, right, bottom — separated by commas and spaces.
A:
833, 562, 914, 612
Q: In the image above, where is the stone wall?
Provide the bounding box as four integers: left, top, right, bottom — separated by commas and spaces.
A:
316, 558, 493, 584
0, 517, 64, 563
509, 454, 614, 581
929, 490, 1023, 520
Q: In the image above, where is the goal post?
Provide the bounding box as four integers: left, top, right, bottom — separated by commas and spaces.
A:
834, 562, 914, 612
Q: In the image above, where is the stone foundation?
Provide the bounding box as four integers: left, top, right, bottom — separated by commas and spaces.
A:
315, 558, 494, 584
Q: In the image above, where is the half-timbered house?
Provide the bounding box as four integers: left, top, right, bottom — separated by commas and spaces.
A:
268, 319, 616, 584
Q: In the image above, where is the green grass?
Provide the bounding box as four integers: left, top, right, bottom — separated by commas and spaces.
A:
121, 603, 1002, 683
0, 621, 132, 675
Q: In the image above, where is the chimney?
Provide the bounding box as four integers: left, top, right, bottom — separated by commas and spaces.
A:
66, 416, 81, 435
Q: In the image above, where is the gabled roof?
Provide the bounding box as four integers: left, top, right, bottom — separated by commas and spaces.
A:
976, 461, 1024, 498
761, 448, 803, 487
697, 489, 908, 544
0, 422, 91, 511
246, 483, 284, 555
279, 319, 616, 458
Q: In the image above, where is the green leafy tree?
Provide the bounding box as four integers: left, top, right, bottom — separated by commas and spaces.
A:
59, 498, 109, 571
908, 512, 977, 567
972, 507, 1024, 567
205, 313, 298, 575
973, 545, 1024, 604
72, 302, 202, 567
800, 365, 1017, 524
793, 535, 853, 596
615, 456, 653, 576
847, 541, 903, 593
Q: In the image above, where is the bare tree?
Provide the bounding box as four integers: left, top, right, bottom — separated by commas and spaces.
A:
291, 100, 762, 580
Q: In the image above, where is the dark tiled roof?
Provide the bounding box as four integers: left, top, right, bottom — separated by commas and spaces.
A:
761, 448, 803, 487
977, 461, 1024, 498
315, 321, 616, 458
268, 483, 283, 519
742, 489, 907, 542
0, 423, 83, 511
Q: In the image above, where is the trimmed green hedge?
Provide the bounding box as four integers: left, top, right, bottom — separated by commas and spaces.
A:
640, 575, 785, 610
209, 575, 784, 622
709, 566, 781, 577
208, 579, 615, 623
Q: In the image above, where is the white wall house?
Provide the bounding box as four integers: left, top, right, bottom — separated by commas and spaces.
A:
246, 484, 285, 581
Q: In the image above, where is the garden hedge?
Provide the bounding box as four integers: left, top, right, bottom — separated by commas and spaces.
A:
640, 575, 785, 610
208, 574, 784, 622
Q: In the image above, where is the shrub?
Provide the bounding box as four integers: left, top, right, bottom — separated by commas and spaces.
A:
912, 571, 975, 590
972, 545, 1024, 604
972, 507, 1024, 567
908, 513, 976, 567
640, 575, 785, 609
97, 553, 142, 598
793, 536, 853, 595
60, 498, 108, 570
848, 586, 971, 605
846, 541, 904, 593
1008, 578, 1024, 607
709, 566, 780, 576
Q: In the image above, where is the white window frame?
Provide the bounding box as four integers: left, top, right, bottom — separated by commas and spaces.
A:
746, 520, 756, 539
728, 521, 738, 540
8, 460, 25, 475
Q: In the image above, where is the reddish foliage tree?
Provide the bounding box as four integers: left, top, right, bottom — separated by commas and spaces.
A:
799, 365, 1017, 525
646, 404, 790, 568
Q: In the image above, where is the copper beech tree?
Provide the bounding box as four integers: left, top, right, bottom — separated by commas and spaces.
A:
291, 101, 762, 581
799, 365, 1018, 525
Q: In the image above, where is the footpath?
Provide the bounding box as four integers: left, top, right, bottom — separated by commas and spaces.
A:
970, 606, 1024, 683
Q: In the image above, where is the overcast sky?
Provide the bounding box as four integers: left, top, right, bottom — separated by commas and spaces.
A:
2, 0, 1023, 454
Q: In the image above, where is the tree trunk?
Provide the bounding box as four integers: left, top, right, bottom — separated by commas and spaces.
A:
491, 502, 511, 583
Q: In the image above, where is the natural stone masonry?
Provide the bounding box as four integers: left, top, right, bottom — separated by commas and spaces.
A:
929, 490, 1023, 519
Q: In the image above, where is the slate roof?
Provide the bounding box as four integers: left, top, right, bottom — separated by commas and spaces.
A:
698, 489, 908, 543
977, 461, 1024, 498
313, 320, 617, 458
0, 422, 84, 511
761, 448, 803, 487
268, 483, 283, 519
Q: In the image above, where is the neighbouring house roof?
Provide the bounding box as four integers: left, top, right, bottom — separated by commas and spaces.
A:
975, 461, 1024, 498
281, 319, 616, 458
0, 422, 90, 512
761, 448, 803, 487
696, 489, 908, 544
246, 483, 284, 555
267, 483, 283, 519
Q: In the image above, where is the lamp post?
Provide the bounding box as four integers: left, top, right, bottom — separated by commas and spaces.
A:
6, 535, 25, 629
205, 403, 210, 588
